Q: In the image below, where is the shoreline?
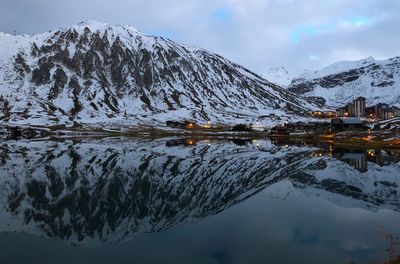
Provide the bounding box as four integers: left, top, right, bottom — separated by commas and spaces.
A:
1, 125, 399, 150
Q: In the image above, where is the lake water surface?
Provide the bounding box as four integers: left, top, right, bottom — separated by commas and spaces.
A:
0, 137, 399, 264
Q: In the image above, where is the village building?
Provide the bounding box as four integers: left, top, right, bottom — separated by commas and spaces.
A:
336, 106, 347, 117
335, 97, 399, 120
331, 117, 366, 131
354, 97, 366, 117
384, 110, 395, 119
336, 97, 366, 118
347, 102, 355, 117
310, 111, 336, 118
394, 107, 400, 117
366, 106, 376, 118
375, 103, 389, 119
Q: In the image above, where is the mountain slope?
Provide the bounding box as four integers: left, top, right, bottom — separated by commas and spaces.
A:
0, 21, 314, 127
288, 56, 400, 108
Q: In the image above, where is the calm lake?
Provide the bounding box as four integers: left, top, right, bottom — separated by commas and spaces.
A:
0, 137, 399, 264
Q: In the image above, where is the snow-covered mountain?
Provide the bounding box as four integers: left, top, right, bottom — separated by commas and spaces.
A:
0, 139, 398, 246
0, 21, 315, 128
287, 56, 400, 108
263, 66, 307, 88
262, 66, 293, 88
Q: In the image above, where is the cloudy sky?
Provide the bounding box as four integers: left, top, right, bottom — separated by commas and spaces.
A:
1, 0, 399, 73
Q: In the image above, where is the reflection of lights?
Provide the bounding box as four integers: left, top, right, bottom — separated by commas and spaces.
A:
187, 123, 194, 129
311, 151, 326, 157
187, 140, 194, 145
285, 145, 289, 148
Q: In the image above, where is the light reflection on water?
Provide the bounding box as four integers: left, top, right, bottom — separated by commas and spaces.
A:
0, 137, 399, 264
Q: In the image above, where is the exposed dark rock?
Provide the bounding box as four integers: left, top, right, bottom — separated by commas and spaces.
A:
305, 96, 326, 107
31, 61, 53, 85
69, 78, 83, 116
49, 67, 68, 100
14, 53, 31, 77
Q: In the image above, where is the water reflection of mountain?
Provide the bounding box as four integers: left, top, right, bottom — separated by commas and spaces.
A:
0, 139, 398, 246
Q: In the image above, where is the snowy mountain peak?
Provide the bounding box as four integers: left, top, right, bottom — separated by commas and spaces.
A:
263, 66, 293, 88
263, 66, 309, 88
77, 20, 112, 29
73, 20, 141, 36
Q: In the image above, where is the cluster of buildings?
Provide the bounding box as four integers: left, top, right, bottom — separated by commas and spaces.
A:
336, 97, 400, 119
310, 111, 336, 118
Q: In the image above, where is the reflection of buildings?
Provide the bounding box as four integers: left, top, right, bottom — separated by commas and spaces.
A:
166, 138, 197, 146
270, 136, 318, 147
311, 149, 333, 157
366, 149, 400, 166
333, 148, 368, 173
327, 148, 400, 172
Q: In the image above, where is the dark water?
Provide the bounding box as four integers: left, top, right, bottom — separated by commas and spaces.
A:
0, 137, 399, 264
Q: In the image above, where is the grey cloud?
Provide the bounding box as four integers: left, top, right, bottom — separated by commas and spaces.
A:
0, 0, 399, 73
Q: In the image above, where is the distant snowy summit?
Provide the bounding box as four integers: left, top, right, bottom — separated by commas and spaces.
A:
262, 66, 293, 88
263, 66, 309, 88
0, 20, 316, 128
286, 56, 400, 108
